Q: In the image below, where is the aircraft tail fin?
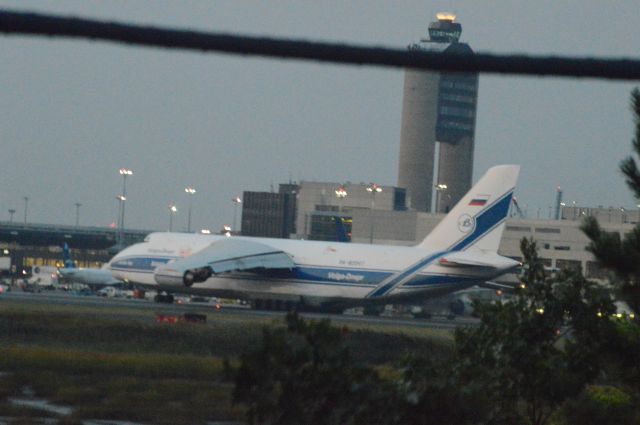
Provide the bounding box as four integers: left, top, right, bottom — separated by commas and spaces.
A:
334, 216, 350, 242
417, 165, 520, 253
62, 243, 75, 269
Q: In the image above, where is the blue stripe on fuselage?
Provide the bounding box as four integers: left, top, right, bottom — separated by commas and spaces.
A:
112, 255, 482, 291
366, 251, 445, 298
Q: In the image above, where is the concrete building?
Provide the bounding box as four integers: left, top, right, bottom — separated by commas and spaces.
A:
293, 181, 407, 241
398, 13, 478, 213
349, 210, 628, 280
241, 186, 297, 239
241, 181, 408, 242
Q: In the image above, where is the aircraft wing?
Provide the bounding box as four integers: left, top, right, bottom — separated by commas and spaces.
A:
154, 238, 295, 286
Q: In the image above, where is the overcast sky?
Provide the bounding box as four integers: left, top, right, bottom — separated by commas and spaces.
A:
1, 1, 640, 232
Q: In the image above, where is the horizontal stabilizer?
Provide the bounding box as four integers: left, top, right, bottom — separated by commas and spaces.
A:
438, 251, 501, 269
480, 280, 519, 291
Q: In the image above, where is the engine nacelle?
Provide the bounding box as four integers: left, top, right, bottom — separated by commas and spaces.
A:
183, 267, 212, 287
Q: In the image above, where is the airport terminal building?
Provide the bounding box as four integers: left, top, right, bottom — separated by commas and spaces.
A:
0, 222, 149, 277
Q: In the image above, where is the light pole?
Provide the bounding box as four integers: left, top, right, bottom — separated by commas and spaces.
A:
168, 204, 177, 231
8, 209, 15, 223
74, 202, 81, 227
366, 183, 382, 244
435, 183, 447, 213
232, 196, 242, 233
185, 187, 196, 232
118, 168, 133, 245
116, 194, 126, 242
23, 196, 29, 224
335, 185, 347, 213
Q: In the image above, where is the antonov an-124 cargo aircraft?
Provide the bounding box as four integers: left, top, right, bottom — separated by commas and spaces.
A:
109, 165, 520, 311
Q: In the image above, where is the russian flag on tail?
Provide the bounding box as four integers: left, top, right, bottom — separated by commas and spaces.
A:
469, 194, 490, 206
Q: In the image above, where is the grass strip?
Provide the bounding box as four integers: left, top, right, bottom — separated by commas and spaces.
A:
0, 346, 243, 424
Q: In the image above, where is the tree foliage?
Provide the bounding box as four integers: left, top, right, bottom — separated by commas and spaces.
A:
582, 88, 640, 313
233, 312, 399, 425
561, 385, 639, 425
454, 238, 616, 425
395, 353, 490, 425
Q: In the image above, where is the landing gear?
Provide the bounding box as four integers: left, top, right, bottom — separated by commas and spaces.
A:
251, 299, 298, 312
183, 271, 195, 287
363, 305, 385, 316
154, 292, 174, 303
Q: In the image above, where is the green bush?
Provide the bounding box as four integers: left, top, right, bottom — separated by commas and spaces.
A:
560, 385, 639, 425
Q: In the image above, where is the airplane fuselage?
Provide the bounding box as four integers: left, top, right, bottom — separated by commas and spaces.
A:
58, 267, 119, 287
110, 233, 516, 307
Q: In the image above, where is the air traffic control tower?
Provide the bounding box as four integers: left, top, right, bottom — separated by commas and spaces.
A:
397, 13, 478, 213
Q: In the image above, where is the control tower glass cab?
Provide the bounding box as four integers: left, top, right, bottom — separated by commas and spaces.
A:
426, 13, 462, 43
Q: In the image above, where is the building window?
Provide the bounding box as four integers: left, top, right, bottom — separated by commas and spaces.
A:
440, 93, 475, 104
393, 188, 407, 211
506, 226, 532, 232
315, 205, 338, 212
556, 259, 582, 273
535, 228, 561, 234
438, 121, 473, 131
439, 106, 475, 118
309, 215, 352, 242
554, 246, 570, 251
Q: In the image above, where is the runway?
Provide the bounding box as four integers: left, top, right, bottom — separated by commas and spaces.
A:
0, 289, 479, 331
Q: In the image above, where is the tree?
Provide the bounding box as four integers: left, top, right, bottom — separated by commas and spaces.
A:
561, 385, 639, 425
581, 88, 640, 313
396, 353, 490, 425
454, 238, 616, 425
233, 312, 399, 425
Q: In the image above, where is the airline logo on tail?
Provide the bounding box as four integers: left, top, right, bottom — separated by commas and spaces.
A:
62, 243, 75, 269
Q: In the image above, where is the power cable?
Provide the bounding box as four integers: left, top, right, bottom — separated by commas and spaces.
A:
1, 9, 640, 81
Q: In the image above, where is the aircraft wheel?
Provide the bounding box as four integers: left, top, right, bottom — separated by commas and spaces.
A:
363, 305, 384, 316
154, 293, 174, 303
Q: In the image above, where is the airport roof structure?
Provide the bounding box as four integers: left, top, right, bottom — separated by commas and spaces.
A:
0, 222, 151, 250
